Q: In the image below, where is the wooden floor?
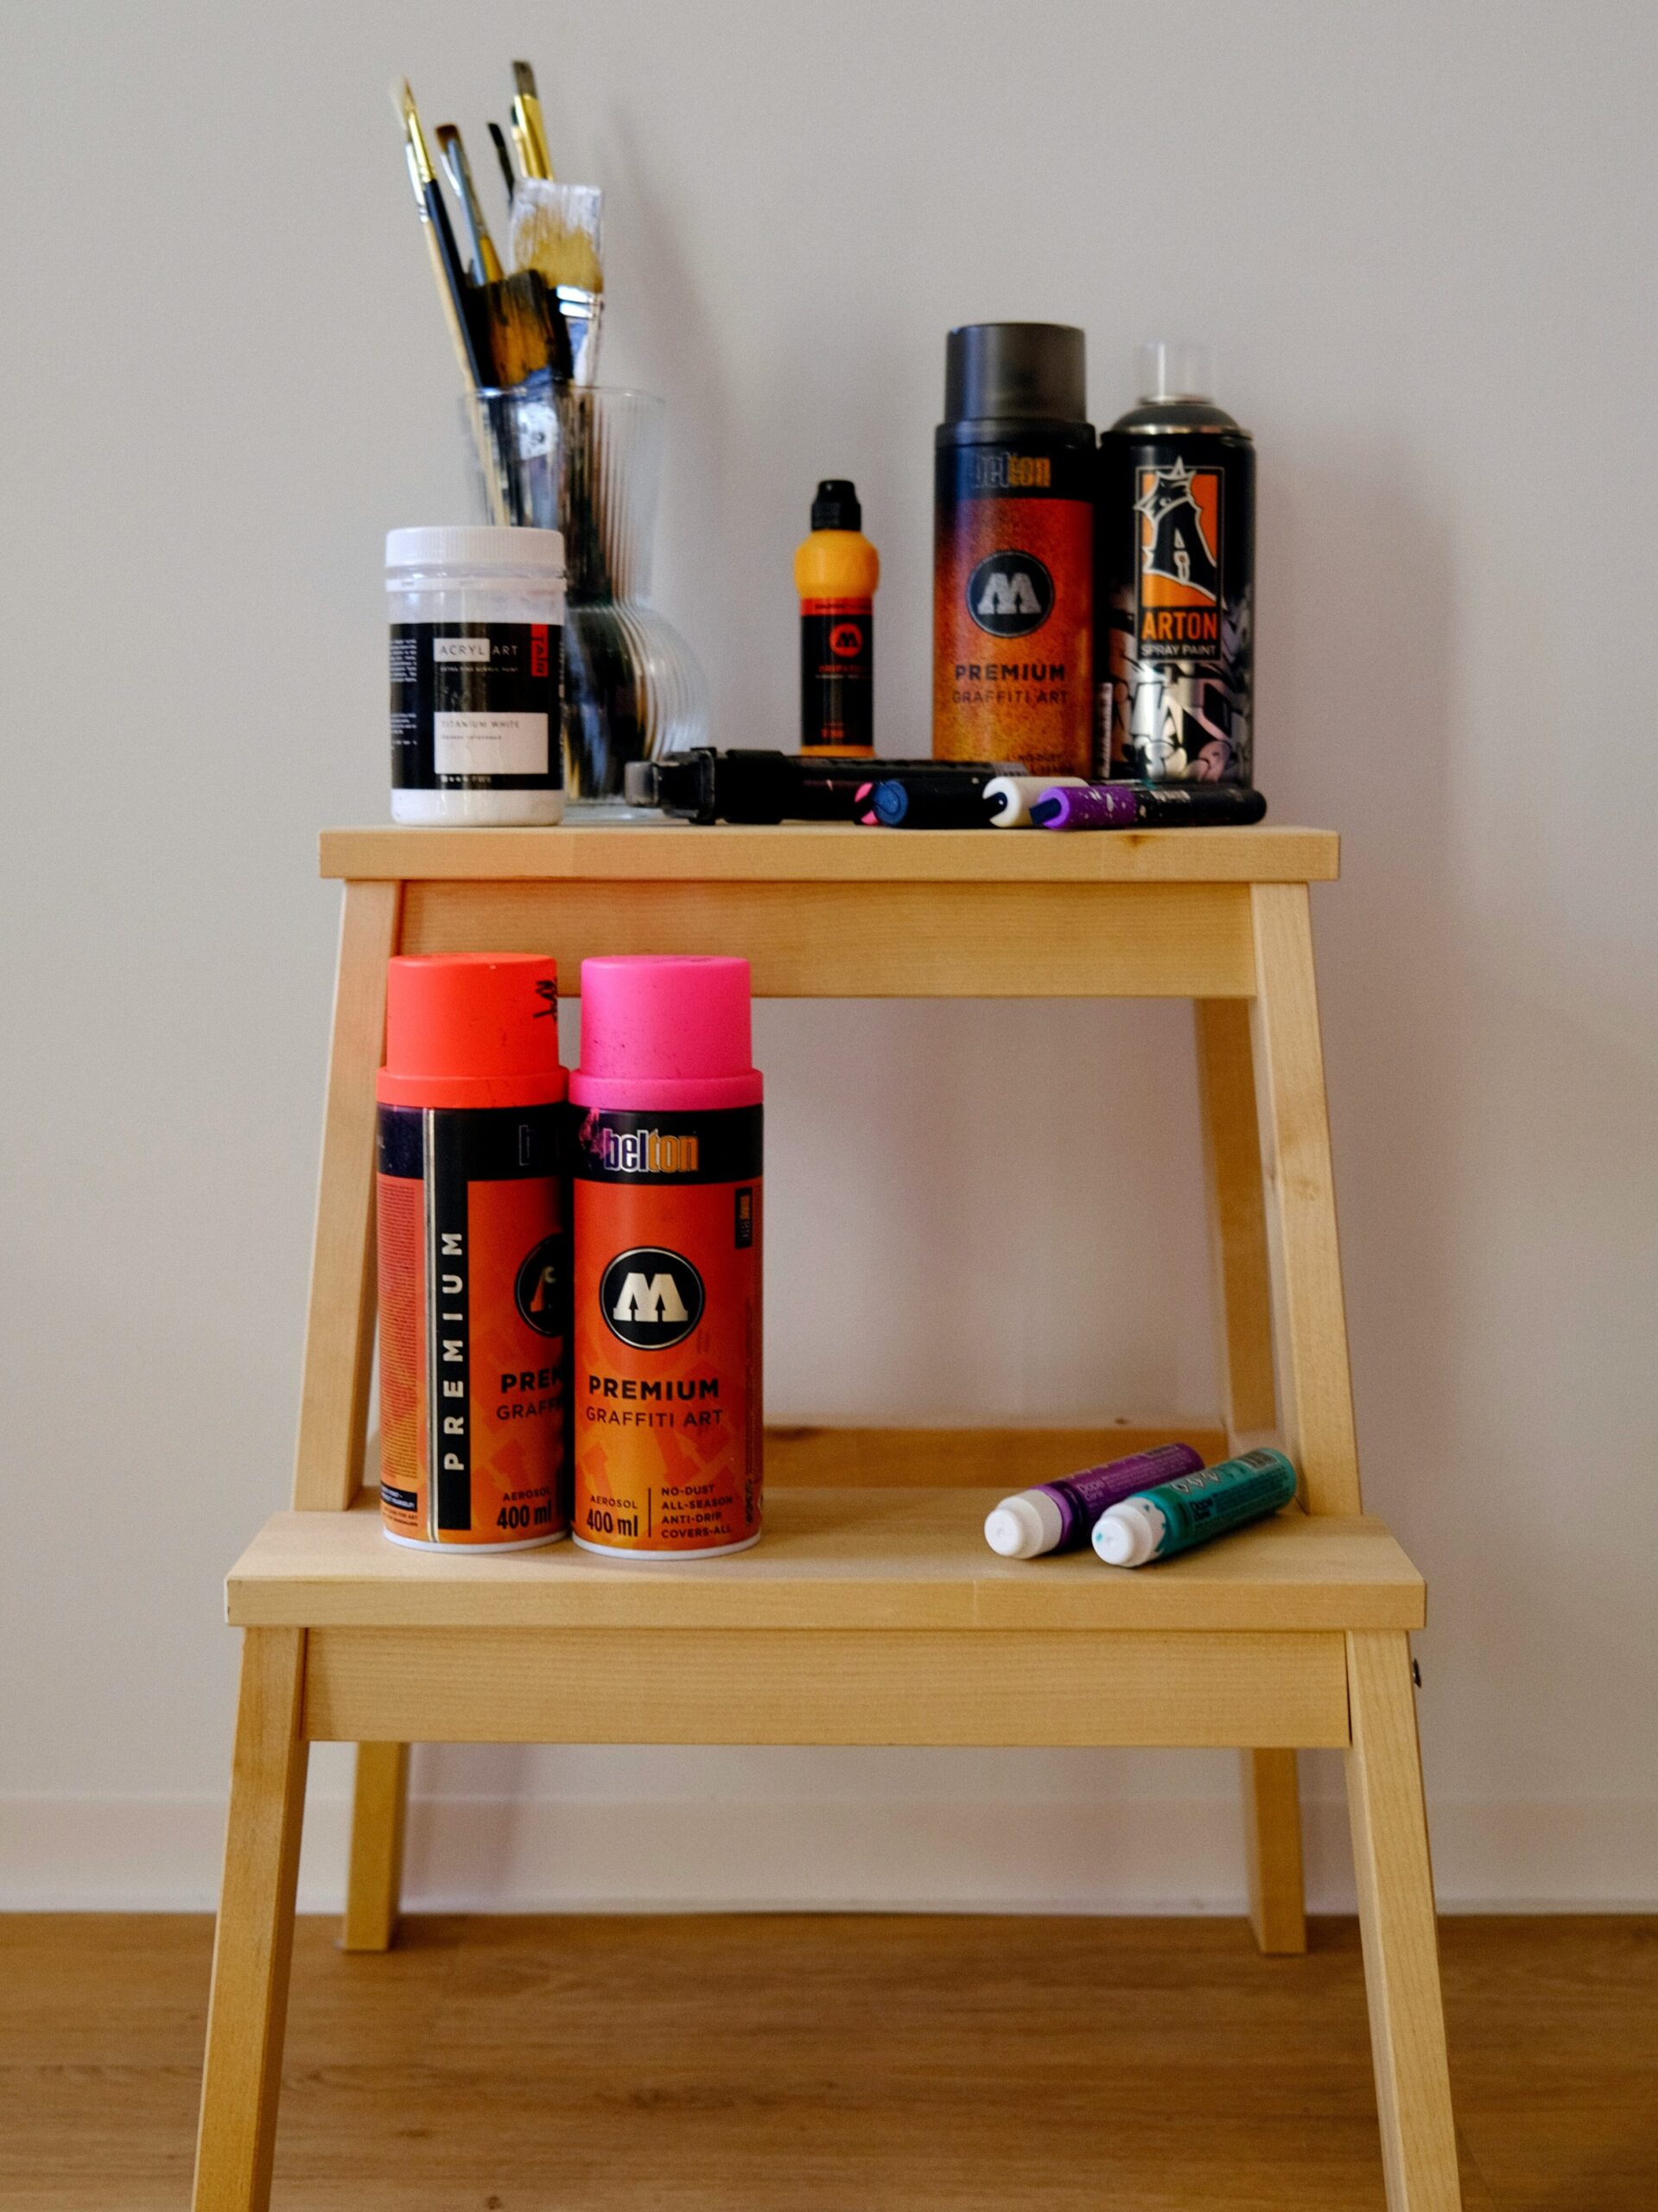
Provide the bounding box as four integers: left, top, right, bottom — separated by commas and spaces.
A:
2, 1913, 1653, 2209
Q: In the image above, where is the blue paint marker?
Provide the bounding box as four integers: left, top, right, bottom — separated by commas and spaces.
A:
1091, 1447, 1298, 1566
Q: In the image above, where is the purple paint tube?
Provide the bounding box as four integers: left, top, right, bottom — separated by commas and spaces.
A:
1031, 782, 1267, 829
982, 1441, 1205, 1559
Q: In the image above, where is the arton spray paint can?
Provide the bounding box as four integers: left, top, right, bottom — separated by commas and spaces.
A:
376, 954, 571, 1549
1096, 341, 1255, 784
573, 957, 762, 1557
932, 322, 1095, 776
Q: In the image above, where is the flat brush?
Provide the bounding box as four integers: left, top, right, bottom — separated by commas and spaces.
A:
511, 58, 553, 181
487, 121, 518, 211
391, 79, 489, 390
436, 124, 503, 285
509, 179, 604, 296
485, 270, 573, 388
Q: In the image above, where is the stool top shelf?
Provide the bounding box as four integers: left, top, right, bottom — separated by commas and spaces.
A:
321, 822, 1339, 885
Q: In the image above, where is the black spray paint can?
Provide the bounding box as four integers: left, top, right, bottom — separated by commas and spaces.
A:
1096, 343, 1255, 785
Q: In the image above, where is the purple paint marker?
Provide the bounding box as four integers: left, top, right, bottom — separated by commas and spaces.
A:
1031, 783, 1267, 830
983, 1442, 1205, 1559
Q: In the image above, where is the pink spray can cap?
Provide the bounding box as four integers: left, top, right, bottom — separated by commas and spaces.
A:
572, 956, 762, 1110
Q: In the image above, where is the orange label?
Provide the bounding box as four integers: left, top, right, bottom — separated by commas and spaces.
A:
932, 494, 1093, 774
573, 1108, 761, 1555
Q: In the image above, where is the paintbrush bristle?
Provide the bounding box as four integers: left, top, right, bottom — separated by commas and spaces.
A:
510, 179, 603, 294
512, 60, 539, 98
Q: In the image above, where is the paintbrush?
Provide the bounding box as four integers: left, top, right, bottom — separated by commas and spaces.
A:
485, 271, 573, 389
510, 58, 553, 181
509, 178, 604, 383
487, 121, 518, 212
391, 79, 489, 390
436, 124, 503, 286
509, 179, 604, 296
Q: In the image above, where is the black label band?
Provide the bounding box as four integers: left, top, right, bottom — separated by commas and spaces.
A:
378, 1103, 567, 1180
426, 1109, 473, 1531
573, 1105, 763, 1185
936, 442, 1094, 505
800, 607, 873, 753
391, 621, 563, 791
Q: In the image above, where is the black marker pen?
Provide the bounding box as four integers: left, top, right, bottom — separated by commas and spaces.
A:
624, 749, 1020, 825
867, 770, 1013, 827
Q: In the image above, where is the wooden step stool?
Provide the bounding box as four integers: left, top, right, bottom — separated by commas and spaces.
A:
193, 823, 1461, 2212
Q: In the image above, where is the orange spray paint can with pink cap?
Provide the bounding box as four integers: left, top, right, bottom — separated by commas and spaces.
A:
572, 956, 762, 1557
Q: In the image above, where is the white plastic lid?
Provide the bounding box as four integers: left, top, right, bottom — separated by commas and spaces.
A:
386, 525, 566, 575
1092, 1499, 1162, 1567
1136, 340, 1214, 404
983, 1491, 1064, 1559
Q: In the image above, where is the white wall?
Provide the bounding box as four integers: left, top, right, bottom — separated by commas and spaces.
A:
3, 0, 1654, 1912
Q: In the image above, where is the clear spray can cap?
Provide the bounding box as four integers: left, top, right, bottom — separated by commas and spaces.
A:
1137, 340, 1214, 404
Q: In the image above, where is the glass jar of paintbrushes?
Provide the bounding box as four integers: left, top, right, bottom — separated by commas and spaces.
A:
393, 68, 709, 815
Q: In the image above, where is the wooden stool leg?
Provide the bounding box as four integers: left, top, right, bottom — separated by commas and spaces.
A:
1241, 1748, 1307, 1954
1195, 1000, 1307, 1953
194, 1629, 309, 2212
341, 1741, 410, 1951
1346, 1631, 1461, 2212
294, 877, 400, 1513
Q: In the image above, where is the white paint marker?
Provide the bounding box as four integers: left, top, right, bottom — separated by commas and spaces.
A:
982, 774, 1089, 827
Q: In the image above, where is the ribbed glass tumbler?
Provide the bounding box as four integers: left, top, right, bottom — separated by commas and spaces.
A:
462, 384, 709, 809
559, 386, 708, 808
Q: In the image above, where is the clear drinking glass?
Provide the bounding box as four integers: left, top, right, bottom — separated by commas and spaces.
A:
461, 383, 709, 808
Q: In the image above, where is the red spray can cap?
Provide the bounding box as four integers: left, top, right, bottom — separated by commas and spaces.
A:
378, 955, 568, 1110
572, 955, 761, 1110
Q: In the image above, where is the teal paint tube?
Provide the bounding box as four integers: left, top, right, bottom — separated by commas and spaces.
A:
1091, 1446, 1296, 1567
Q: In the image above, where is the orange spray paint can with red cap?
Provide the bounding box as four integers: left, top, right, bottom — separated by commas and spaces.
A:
572, 956, 762, 1557
376, 954, 570, 1549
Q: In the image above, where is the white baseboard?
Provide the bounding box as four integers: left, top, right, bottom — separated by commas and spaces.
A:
3, 1790, 1651, 1914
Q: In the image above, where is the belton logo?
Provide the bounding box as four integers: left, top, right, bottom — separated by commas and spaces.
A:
967, 550, 1053, 638
600, 1246, 705, 1351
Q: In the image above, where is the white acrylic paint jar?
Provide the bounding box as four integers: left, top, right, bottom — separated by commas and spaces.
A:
386, 525, 566, 825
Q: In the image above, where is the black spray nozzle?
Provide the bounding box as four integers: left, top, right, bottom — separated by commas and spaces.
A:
810, 478, 861, 531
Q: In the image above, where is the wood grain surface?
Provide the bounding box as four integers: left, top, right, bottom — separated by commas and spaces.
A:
3, 1913, 1651, 2209
397, 874, 1261, 997
228, 1484, 1426, 1633
321, 821, 1341, 884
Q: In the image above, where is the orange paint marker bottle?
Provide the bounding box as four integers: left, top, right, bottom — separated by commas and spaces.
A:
794, 480, 879, 758
573, 957, 762, 1557
377, 955, 570, 1549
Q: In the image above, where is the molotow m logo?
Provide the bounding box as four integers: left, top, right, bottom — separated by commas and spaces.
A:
600, 1247, 705, 1350
967, 550, 1054, 639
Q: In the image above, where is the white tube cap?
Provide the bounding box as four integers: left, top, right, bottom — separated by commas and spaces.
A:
1093, 1499, 1162, 1567
983, 1491, 1064, 1559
